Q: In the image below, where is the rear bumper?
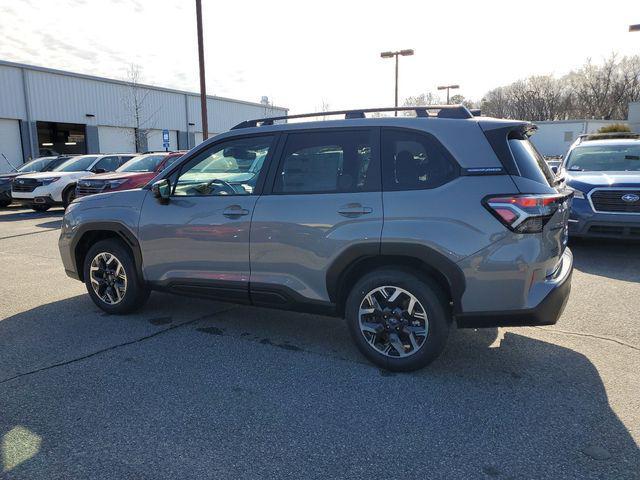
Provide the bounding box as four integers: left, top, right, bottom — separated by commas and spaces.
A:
456, 248, 573, 328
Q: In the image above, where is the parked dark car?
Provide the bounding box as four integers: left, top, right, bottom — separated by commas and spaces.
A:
0, 156, 70, 207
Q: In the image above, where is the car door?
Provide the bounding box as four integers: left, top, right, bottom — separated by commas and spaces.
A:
249, 128, 383, 307
138, 134, 276, 301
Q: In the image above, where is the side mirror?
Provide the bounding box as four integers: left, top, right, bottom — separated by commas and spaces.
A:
93, 168, 107, 174
152, 178, 171, 204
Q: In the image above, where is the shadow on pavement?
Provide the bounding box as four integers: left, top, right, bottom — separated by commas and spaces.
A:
34, 219, 62, 229
0, 295, 638, 479
571, 239, 640, 283
0, 208, 64, 223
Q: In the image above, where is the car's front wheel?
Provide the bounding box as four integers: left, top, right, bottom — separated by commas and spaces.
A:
345, 268, 450, 371
83, 239, 150, 314
31, 204, 50, 212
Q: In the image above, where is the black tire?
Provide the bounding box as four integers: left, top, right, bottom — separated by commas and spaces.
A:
63, 185, 77, 209
83, 238, 150, 314
31, 204, 51, 212
0, 200, 10, 208
345, 268, 450, 372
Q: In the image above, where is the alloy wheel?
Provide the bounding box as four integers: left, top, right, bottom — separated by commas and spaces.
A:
358, 285, 429, 358
89, 252, 127, 305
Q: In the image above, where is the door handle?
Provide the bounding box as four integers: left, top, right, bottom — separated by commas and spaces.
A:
223, 205, 250, 218
337, 203, 373, 217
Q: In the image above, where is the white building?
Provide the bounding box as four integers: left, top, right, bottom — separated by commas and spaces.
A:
530, 120, 623, 157
0, 60, 287, 172
530, 102, 640, 157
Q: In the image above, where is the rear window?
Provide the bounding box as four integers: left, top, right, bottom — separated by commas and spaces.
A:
508, 134, 556, 186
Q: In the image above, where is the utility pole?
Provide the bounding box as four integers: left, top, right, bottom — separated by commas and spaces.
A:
380, 49, 414, 116
195, 0, 208, 140
437, 84, 460, 104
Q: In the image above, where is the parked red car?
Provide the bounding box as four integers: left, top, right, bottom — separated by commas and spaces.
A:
76, 151, 186, 197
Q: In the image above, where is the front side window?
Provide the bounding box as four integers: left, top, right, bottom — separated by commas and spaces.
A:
93, 156, 121, 172
382, 129, 458, 191
273, 130, 378, 194
53, 155, 99, 172
173, 136, 274, 196
565, 144, 640, 172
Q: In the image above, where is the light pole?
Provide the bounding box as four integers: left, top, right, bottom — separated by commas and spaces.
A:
195, 0, 209, 140
380, 49, 414, 116
437, 84, 460, 104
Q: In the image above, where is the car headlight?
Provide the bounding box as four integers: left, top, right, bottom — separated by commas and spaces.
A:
106, 179, 128, 189
566, 185, 585, 199
40, 177, 60, 186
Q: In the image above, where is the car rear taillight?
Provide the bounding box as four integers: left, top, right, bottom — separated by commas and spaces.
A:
483, 193, 571, 233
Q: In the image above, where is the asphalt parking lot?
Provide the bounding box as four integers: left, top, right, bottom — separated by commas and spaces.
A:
0, 205, 638, 480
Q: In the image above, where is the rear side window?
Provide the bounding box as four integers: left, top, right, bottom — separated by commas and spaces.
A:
381, 128, 459, 191
508, 133, 555, 186
274, 130, 379, 194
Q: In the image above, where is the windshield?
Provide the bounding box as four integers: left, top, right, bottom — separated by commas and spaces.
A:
565, 144, 640, 172
53, 155, 98, 172
117, 154, 167, 172
17, 157, 56, 172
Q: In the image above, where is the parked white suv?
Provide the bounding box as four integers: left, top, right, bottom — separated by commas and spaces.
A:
12, 154, 135, 211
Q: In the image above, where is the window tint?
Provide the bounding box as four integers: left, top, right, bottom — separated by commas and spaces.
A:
382, 129, 458, 191
93, 156, 121, 172
274, 130, 378, 194
173, 136, 273, 196
508, 135, 555, 185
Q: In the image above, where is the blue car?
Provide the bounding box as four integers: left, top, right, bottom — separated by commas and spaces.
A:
560, 133, 640, 239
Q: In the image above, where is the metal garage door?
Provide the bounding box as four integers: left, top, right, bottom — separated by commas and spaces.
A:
98, 126, 136, 154
0, 118, 24, 173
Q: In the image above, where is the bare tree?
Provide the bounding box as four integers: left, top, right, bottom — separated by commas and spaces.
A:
123, 64, 159, 152
480, 54, 640, 121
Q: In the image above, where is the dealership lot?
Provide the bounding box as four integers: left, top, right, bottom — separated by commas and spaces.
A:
0, 206, 638, 479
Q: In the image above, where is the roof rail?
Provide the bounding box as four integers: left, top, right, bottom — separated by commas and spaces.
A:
231, 105, 474, 130
576, 132, 640, 144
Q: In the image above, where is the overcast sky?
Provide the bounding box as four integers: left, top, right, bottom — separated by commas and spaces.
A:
0, 0, 638, 113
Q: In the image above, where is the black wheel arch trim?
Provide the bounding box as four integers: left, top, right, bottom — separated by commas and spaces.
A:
71, 221, 144, 282
326, 242, 466, 314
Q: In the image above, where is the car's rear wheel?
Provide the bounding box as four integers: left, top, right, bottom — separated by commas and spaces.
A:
63, 186, 76, 209
31, 204, 50, 212
345, 268, 450, 371
83, 239, 150, 314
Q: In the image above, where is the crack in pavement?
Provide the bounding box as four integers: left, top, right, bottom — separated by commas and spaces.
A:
0, 306, 237, 386
534, 326, 640, 352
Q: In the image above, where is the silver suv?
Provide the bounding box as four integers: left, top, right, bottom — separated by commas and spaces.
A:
59, 106, 574, 371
